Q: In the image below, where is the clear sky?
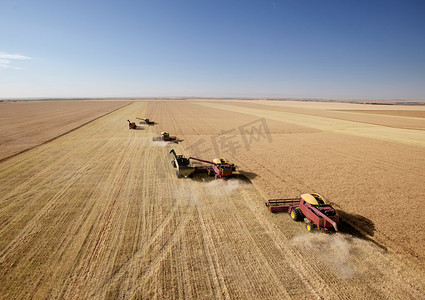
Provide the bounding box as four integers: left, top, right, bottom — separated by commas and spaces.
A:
1, 0, 425, 100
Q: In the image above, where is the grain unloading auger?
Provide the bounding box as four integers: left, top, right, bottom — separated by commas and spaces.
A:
266, 193, 339, 232
188, 157, 235, 180
169, 149, 236, 180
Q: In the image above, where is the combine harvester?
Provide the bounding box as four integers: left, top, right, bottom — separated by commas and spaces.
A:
266, 193, 339, 232
169, 149, 236, 180
137, 117, 155, 125
127, 120, 137, 129
153, 131, 177, 142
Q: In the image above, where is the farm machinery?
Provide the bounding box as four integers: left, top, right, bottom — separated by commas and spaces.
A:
169, 149, 236, 180
127, 120, 137, 129
265, 193, 339, 232
153, 132, 177, 142
137, 117, 155, 125
169, 149, 195, 178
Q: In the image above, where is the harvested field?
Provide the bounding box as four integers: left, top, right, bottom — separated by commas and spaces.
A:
340, 110, 425, 118
1, 100, 425, 299
0, 100, 131, 160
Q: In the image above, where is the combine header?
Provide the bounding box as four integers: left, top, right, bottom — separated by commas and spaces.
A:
127, 120, 137, 129
137, 117, 155, 125
169, 149, 236, 180
266, 193, 339, 232
153, 132, 177, 142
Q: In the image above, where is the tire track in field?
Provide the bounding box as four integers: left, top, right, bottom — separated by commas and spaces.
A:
0, 142, 116, 260
1, 102, 148, 298
125, 214, 192, 299
93, 192, 188, 297
58, 128, 149, 297
91, 140, 193, 298
0, 129, 125, 253
194, 204, 231, 300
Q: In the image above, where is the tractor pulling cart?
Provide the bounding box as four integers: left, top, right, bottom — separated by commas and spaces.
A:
169, 149, 236, 180
137, 117, 155, 125
153, 132, 177, 142
266, 193, 340, 232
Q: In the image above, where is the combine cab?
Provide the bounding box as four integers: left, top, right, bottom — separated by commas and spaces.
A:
153, 132, 177, 142
127, 120, 137, 129
169, 149, 195, 178
266, 193, 339, 232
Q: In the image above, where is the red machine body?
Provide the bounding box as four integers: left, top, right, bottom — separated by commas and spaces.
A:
127, 120, 137, 129
266, 193, 339, 232
189, 157, 235, 180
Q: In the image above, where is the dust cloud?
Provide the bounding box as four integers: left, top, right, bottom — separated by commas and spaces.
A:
291, 233, 363, 279
205, 178, 247, 197
152, 141, 169, 147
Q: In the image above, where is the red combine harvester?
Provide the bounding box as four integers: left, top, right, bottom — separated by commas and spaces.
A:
169, 149, 236, 180
265, 193, 339, 232
127, 120, 137, 129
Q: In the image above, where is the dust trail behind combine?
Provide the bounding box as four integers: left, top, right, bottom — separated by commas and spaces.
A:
0, 101, 424, 299
205, 178, 248, 197
291, 233, 368, 279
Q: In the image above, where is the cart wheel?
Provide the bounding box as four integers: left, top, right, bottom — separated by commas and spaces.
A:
176, 170, 182, 178
290, 207, 303, 222
306, 222, 314, 232
171, 160, 176, 168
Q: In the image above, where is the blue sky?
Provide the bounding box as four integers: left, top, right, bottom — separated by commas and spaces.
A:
1, 0, 425, 100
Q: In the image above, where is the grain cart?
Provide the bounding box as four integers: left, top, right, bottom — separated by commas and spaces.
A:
127, 120, 137, 129
265, 193, 339, 232
137, 117, 155, 125
153, 131, 177, 142
188, 157, 236, 180
169, 149, 195, 178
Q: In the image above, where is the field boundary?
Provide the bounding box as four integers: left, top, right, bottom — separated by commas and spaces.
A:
0, 102, 133, 164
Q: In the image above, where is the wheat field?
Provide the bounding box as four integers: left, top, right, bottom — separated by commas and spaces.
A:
1, 100, 424, 299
